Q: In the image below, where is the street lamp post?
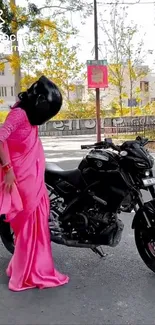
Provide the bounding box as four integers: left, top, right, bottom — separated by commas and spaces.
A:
94, 0, 101, 142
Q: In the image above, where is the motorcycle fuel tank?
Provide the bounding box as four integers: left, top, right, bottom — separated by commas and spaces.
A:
84, 149, 119, 171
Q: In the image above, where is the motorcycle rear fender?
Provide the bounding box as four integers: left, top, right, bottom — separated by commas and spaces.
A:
132, 199, 155, 229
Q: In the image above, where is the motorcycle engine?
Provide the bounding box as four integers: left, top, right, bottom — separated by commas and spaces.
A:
49, 191, 116, 242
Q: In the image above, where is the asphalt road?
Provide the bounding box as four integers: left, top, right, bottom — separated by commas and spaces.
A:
0, 136, 155, 325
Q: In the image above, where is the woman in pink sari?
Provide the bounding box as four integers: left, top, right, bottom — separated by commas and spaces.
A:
0, 76, 69, 291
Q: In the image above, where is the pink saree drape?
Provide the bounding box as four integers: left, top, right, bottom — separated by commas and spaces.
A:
0, 141, 23, 219
0, 108, 69, 291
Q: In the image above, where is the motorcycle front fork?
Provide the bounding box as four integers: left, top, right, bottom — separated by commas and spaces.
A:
136, 190, 153, 228
149, 186, 155, 199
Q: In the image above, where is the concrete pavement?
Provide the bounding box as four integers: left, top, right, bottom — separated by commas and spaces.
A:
41, 135, 97, 168
0, 136, 155, 325
42, 135, 155, 168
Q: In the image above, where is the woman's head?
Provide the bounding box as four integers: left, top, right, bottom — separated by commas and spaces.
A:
17, 76, 63, 125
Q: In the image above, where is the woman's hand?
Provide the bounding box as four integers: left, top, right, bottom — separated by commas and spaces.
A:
4, 168, 16, 193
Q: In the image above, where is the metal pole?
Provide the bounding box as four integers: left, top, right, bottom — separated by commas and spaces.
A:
94, 0, 101, 142
11, 0, 21, 100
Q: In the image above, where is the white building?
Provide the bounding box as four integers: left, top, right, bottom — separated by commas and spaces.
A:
0, 62, 16, 110
67, 80, 86, 102
69, 65, 155, 109
1, 63, 155, 112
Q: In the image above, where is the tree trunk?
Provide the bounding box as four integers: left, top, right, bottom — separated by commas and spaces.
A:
130, 77, 133, 116
119, 88, 123, 116
13, 41, 21, 99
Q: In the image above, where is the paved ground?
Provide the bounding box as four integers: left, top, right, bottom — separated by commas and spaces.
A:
42, 135, 155, 168
0, 136, 155, 325
42, 135, 97, 168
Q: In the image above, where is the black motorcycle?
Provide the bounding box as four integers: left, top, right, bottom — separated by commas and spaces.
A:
1, 136, 155, 273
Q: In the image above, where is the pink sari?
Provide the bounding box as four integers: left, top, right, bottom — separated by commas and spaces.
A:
0, 142, 23, 218
0, 108, 69, 291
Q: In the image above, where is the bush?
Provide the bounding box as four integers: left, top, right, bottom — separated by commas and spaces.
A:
54, 100, 155, 120
0, 111, 8, 123
53, 99, 106, 120
110, 100, 155, 117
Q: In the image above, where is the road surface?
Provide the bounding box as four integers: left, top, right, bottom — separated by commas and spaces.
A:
0, 135, 155, 325
42, 135, 97, 168
42, 135, 155, 168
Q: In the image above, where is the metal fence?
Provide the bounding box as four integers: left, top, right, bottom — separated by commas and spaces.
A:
104, 123, 155, 137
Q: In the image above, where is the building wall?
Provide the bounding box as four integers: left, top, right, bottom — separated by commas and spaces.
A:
38, 116, 155, 136
1, 63, 155, 112
0, 62, 16, 110
72, 66, 155, 109
122, 66, 155, 107
68, 82, 85, 101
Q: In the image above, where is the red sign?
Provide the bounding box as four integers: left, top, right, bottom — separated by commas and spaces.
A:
87, 65, 108, 89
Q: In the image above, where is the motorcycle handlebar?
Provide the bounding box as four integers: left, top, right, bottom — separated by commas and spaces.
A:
81, 137, 154, 151
135, 136, 149, 146
81, 144, 95, 150
81, 139, 120, 151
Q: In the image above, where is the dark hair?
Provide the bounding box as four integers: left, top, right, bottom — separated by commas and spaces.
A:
15, 76, 63, 125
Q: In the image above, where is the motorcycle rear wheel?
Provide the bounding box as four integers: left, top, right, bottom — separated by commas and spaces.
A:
135, 226, 155, 273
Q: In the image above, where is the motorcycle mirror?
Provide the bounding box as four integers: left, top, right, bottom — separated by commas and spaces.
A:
105, 138, 112, 144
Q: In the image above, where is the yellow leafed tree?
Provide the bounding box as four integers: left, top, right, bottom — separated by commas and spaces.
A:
20, 20, 84, 98
108, 64, 127, 116
100, 1, 146, 117
0, 0, 90, 99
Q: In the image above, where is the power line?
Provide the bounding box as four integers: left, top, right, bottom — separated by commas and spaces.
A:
97, 1, 155, 5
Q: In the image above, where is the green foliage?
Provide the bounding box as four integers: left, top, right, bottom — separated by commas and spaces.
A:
0, 0, 88, 96
100, 2, 146, 114
20, 19, 84, 96
0, 0, 92, 35
0, 110, 8, 122
107, 99, 155, 117
1, 101, 155, 123
0, 0, 13, 36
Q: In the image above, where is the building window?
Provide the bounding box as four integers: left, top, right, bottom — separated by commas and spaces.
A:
0, 70, 4, 76
76, 85, 84, 100
11, 86, 14, 96
140, 81, 149, 92
4, 87, 7, 96
0, 86, 7, 97
128, 98, 138, 107
0, 87, 4, 97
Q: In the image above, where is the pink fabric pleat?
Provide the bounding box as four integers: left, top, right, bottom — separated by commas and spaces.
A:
0, 141, 23, 220
6, 192, 69, 291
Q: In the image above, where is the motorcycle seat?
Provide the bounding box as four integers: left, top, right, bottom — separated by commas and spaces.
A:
45, 163, 84, 188
46, 163, 63, 173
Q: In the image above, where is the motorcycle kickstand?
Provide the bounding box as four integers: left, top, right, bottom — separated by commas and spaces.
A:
91, 247, 107, 258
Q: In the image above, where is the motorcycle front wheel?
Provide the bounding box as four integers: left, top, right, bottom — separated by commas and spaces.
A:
135, 226, 155, 273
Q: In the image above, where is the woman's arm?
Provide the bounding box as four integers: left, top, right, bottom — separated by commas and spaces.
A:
0, 108, 26, 144
0, 143, 9, 165
0, 142, 17, 193
0, 108, 26, 164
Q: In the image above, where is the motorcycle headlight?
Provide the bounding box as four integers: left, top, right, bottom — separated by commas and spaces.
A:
145, 170, 150, 177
